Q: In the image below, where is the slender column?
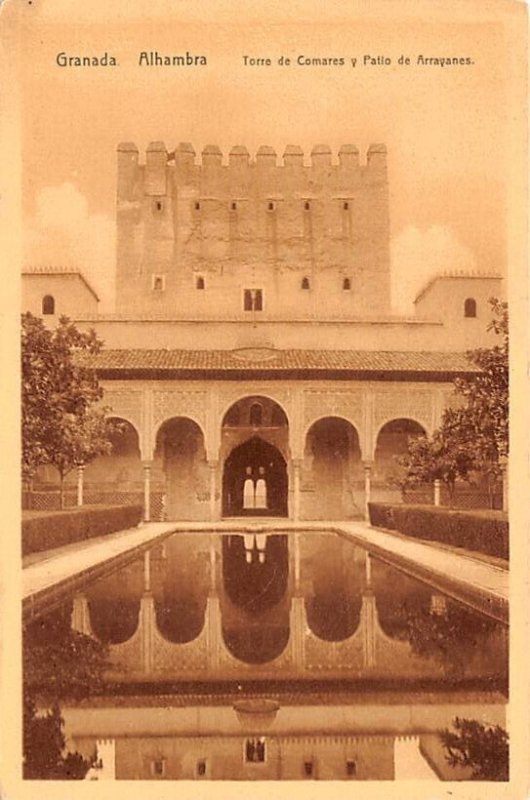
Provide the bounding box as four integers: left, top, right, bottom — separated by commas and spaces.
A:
206, 595, 221, 672
294, 532, 301, 592
209, 539, 217, 593
289, 596, 306, 670
140, 593, 155, 674
143, 550, 151, 592
360, 592, 377, 669
292, 459, 302, 522
76, 464, 85, 507
363, 461, 373, 521
208, 460, 218, 521
142, 461, 152, 522
71, 593, 91, 635
433, 479, 441, 507
365, 552, 372, 589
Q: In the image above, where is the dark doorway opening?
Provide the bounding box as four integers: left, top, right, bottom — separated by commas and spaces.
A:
222, 436, 288, 517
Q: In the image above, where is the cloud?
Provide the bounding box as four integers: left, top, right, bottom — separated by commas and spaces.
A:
391, 225, 477, 315
25, 183, 115, 312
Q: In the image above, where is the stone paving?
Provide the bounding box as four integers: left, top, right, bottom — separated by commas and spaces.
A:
23, 519, 509, 622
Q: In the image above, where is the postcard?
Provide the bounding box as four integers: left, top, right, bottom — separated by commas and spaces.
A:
0, 0, 528, 797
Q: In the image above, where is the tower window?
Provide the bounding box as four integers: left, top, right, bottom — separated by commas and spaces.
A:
196, 276, 205, 290
152, 275, 165, 292
267, 201, 275, 212
303, 760, 314, 777
304, 200, 310, 211
231, 201, 237, 211
42, 295, 55, 315
244, 289, 263, 311
301, 277, 310, 290
194, 201, 201, 211
464, 298, 477, 318
342, 277, 351, 291
150, 758, 166, 777
245, 738, 266, 763
153, 199, 164, 213
196, 760, 206, 777
343, 201, 350, 210
346, 759, 357, 777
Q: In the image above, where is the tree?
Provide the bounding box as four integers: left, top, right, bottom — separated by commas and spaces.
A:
397, 425, 474, 505
22, 313, 117, 507
23, 695, 94, 780
440, 717, 509, 781
397, 299, 508, 507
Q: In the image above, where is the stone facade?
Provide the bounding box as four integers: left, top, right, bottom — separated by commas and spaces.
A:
21, 141, 505, 519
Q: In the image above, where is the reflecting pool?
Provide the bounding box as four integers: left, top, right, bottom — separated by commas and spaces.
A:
23, 530, 508, 781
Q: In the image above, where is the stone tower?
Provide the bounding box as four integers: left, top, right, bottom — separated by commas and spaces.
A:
116, 142, 391, 318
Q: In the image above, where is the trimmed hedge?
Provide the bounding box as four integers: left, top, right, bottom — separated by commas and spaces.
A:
22, 504, 143, 556
368, 502, 508, 560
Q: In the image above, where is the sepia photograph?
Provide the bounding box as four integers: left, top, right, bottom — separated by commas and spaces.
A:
0, 0, 528, 795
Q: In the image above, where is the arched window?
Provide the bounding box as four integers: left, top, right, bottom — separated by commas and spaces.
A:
301, 277, 310, 290
304, 201, 310, 211
267, 201, 275, 212
342, 277, 351, 291
464, 298, 477, 318
249, 403, 263, 427
42, 295, 55, 315
231, 201, 237, 211
343, 201, 349, 211
196, 276, 205, 290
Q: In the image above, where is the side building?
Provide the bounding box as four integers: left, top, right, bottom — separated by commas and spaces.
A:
22, 142, 504, 520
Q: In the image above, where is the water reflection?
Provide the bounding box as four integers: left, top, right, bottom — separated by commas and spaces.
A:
23, 530, 508, 781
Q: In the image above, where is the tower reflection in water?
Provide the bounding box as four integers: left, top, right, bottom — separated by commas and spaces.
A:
24, 531, 508, 781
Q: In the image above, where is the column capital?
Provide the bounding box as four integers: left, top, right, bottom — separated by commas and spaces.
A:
362, 460, 374, 469
142, 460, 153, 469
207, 459, 219, 469
292, 458, 304, 469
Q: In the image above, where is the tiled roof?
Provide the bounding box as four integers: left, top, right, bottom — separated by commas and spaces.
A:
87, 348, 478, 377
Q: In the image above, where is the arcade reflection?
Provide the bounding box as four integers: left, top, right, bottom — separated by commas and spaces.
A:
25, 531, 508, 781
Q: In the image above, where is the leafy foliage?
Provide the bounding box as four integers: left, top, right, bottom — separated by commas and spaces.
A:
24, 603, 110, 702
440, 717, 509, 781
23, 695, 94, 780
23, 604, 109, 779
397, 299, 508, 505
21, 313, 119, 505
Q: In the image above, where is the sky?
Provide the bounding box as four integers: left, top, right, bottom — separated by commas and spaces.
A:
4, 0, 526, 312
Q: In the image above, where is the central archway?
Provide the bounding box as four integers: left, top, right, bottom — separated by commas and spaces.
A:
222, 437, 288, 517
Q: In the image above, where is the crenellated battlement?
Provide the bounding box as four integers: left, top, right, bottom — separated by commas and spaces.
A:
115, 138, 391, 317
118, 141, 386, 170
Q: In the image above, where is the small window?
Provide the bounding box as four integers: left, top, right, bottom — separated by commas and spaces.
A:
304, 201, 310, 211
267, 201, 275, 212
342, 277, 351, 291
152, 275, 165, 292
249, 403, 263, 427
301, 277, 310, 290
464, 298, 477, 318
196, 760, 206, 777
346, 759, 356, 777
153, 199, 164, 213
245, 738, 266, 763
231, 201, 237, 211
42, 295, 55, 315
151, 758, 166, 777
194, 201, 201, 211
343, 201, 349, 211
303, 760, 314, 777
244, 289, 263, 311
196, 276, 205, 290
